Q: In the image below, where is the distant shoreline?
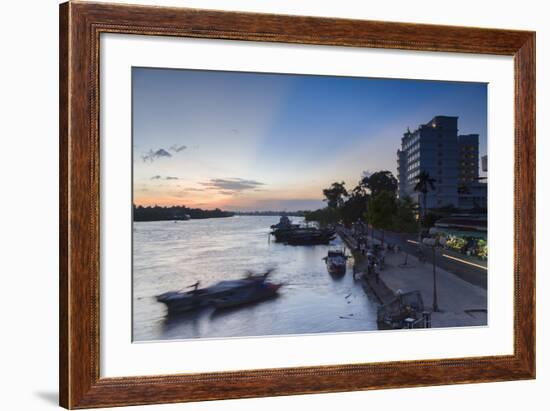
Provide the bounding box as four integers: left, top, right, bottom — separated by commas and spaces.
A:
133, 215, 234, 222
133, 205, 313, 222
230, 211, 307, 217
133, 214, 307, 222
133, 204, 235, 222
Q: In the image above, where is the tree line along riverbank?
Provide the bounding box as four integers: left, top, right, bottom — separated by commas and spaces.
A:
133, 205, 234, 221
303, 169, 487, 261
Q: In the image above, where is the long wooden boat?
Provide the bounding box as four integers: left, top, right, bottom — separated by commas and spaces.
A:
211, 282, 282, 309
156, 274, 274, 315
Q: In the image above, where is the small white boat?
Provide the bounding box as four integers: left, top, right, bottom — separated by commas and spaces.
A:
323, 249, 348, 275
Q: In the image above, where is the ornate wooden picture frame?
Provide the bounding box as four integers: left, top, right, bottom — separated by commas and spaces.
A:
59, 1, 535, 408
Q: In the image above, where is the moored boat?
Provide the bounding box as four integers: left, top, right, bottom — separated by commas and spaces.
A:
270, 215, 299, 230
285, 228, 335, 245
271, 225, 335, 244
323, 249, 348, 275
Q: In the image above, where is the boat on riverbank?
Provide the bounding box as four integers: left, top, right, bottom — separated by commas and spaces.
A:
270, 215, 299, 230
285, 228, 335, 245
156, 271, 281, 315
323, 249, 348, 275
271, 224, 335, 245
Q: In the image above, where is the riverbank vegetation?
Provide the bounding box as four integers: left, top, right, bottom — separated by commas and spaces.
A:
133, 205, 234, 221
304, 170, 419, 238
305, 170, 488, 260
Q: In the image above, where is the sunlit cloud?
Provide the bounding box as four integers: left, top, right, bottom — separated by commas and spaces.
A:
200, 178, 265, 193
180, 187, 205, 192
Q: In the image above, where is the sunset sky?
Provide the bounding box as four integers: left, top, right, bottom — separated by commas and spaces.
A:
132, 67, 487, 211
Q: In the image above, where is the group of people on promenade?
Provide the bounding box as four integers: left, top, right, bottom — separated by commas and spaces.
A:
350, 232, 400, 283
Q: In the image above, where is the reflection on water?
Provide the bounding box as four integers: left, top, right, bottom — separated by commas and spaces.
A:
133, 216, 378, 342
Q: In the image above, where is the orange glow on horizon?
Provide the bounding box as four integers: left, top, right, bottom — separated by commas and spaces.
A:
134, 183, 326, 210
134, 193, 324, 211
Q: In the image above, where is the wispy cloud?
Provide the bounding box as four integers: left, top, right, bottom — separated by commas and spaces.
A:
141, 148, 172, 162
170, 144, 187, 153
151, 175, 179, 181
180, 187, 205, 192
201, 178, 265, 193
141, 144, 188, 162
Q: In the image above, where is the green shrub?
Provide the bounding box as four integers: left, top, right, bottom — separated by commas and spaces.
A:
446, 236, 467, 252
477, 239, 488, 259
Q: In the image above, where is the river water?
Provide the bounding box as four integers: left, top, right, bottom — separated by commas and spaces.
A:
133, 216, 378, 342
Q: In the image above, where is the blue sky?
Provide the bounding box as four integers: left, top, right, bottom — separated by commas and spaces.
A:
133, 67, 487, 211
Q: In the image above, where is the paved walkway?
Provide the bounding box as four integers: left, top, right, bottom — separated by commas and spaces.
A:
369, 228, 487, 289
338, 227, 487, 328
379, 250, 487, 327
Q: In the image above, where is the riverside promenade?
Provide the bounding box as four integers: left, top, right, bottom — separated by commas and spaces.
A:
338, 227, 488, 328
370, 228, 487, 289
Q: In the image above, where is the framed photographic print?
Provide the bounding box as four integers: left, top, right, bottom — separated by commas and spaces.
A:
59, 1, 535, 409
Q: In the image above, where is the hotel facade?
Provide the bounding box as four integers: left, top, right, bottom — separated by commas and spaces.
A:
397, 116, 487, 212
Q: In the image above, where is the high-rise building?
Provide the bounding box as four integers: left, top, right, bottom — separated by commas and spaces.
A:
396, 116, 486, 212
397, 116, 459, 209
458, 134, 479, 184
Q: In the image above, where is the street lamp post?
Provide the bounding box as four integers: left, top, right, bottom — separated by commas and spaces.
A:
423, 237, 439, 312
432, 245, 439, 312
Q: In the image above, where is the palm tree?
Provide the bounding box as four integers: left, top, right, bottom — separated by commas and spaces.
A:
414, 171, 436, 223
